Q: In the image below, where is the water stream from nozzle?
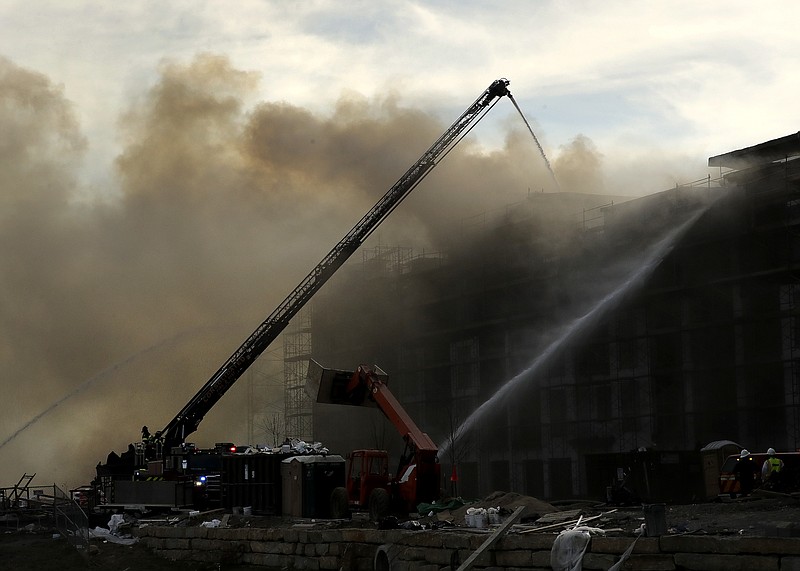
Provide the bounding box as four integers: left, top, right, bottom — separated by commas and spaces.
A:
0, 329, 202, 451
508, 93, 560, 191
439, 205, 708, 458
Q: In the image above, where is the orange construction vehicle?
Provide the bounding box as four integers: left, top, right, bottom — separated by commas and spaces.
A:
307, 361, 440, 520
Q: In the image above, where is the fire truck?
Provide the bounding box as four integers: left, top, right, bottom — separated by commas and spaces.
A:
91, 79, 513, 512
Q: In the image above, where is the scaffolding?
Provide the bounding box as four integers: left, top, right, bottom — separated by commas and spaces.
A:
283, 307, 313, 441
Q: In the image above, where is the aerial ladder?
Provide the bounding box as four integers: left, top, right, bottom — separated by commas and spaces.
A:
157, 78, 512, 451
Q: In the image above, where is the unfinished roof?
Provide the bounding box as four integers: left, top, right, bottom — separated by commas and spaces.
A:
708, 131, 800, 169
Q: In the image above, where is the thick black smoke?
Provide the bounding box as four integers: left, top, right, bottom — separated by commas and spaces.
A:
0, 53, 611, 488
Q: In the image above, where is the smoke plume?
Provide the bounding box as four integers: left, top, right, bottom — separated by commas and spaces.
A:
0, 52, 640, 488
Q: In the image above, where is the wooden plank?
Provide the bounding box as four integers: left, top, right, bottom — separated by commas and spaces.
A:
517, 509, 618, 534
533, 509, 582, 524
456, 506, 525, 571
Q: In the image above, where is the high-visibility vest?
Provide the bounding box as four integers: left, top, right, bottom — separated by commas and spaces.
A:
768, 457, 783, 473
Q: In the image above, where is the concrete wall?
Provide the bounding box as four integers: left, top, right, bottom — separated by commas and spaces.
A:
134, 525, 800, 570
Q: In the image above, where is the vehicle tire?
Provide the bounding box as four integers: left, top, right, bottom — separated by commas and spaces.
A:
330, 486, 350, 519
369, 487, 391, 521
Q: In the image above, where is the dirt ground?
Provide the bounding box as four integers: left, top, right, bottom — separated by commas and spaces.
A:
0, 528, 233, 570
2, 493, 798, 570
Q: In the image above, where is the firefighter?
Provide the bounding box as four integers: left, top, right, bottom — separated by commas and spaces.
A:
761, 447, 784, 490
732, 449, 759, 497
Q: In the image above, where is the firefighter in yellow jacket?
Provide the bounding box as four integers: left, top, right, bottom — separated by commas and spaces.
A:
761, 447, 784, 489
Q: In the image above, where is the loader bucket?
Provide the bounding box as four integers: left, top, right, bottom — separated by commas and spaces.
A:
304, 359, 387, 407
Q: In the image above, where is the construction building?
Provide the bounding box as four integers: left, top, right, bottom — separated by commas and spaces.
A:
288, 132, 800, 501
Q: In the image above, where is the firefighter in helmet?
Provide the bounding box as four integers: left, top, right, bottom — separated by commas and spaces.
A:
761, 447, 784, 490
733, 449, 759, 496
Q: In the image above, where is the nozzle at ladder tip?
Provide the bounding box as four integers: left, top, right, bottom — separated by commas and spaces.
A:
489, 78, 511, 98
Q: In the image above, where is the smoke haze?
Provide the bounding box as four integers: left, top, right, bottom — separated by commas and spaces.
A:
0, 53, 671, 488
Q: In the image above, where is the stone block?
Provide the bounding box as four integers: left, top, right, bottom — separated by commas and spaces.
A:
591, 536, 660, 554
192, 538, 233, 551
494, 549, 533, 567
401, 546, 428, 561
781, 556, 800, 571
505, 532, 558, 551
582, 552, 616, 570
363, 529, 394, 544
354, 556, 374, 571
660, 535, 728, 554
319, 555, 340, 570
405, 532, 444, 549
142, 537, 165, 549
530, 550, 552, 567
247, 527, 283, 541
228, 528, 252, 541
155, 525, 185, 538
159, 548, 190, 561
308, 530, 324, 543
673, 552, 778, 571
441, 533, 472, 549
621, 554, 676, 570
164, 537, 190, 550
284, 528, 299, 542
294, 555, 321, 570
190, 549, 222, 563
250, 540, 284, 554
321, 530, 343, 542
241, 552, 291, 567
340, 529, 368, 543
183, 526, 209, 539
315, 542, 330, 556
422, 547, 453, 565
736, 537, 800, 555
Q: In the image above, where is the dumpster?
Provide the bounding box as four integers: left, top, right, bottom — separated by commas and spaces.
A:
221, 453, 286, 514
281, 455, 345, 518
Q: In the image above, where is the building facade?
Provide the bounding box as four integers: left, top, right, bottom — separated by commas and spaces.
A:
303, 133, 800, 501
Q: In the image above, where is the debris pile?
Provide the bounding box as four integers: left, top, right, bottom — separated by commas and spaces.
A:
451, 491, 557, 525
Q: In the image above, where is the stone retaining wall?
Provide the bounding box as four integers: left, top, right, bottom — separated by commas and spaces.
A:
133, 525, 800, 570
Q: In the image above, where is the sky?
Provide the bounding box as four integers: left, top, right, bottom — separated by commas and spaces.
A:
3, 1, 799, 192
0, 0, 798, 488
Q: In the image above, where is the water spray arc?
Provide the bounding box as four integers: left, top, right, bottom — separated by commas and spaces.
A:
438, 206, 709, 458
508, 94, 559, 190
0, 330, 200, 452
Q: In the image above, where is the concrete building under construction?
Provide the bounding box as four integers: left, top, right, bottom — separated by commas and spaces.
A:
288, 132, 800, 502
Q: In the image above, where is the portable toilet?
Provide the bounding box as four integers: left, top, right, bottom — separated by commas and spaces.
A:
700, 440, 742, 499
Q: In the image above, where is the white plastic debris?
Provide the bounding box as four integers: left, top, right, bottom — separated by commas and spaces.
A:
550, 528, 591, 571
89, 527, 138, 545
200, 519, 221, 528
107, 514, 125, 534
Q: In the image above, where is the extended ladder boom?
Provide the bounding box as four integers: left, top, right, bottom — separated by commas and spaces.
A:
161, 78, 511, 449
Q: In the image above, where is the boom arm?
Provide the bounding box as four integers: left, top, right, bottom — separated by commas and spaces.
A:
347, 365, 437, 454
161, 79, 511, 449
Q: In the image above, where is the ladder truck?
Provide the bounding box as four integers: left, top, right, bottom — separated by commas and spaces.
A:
94, 78, 512, 511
